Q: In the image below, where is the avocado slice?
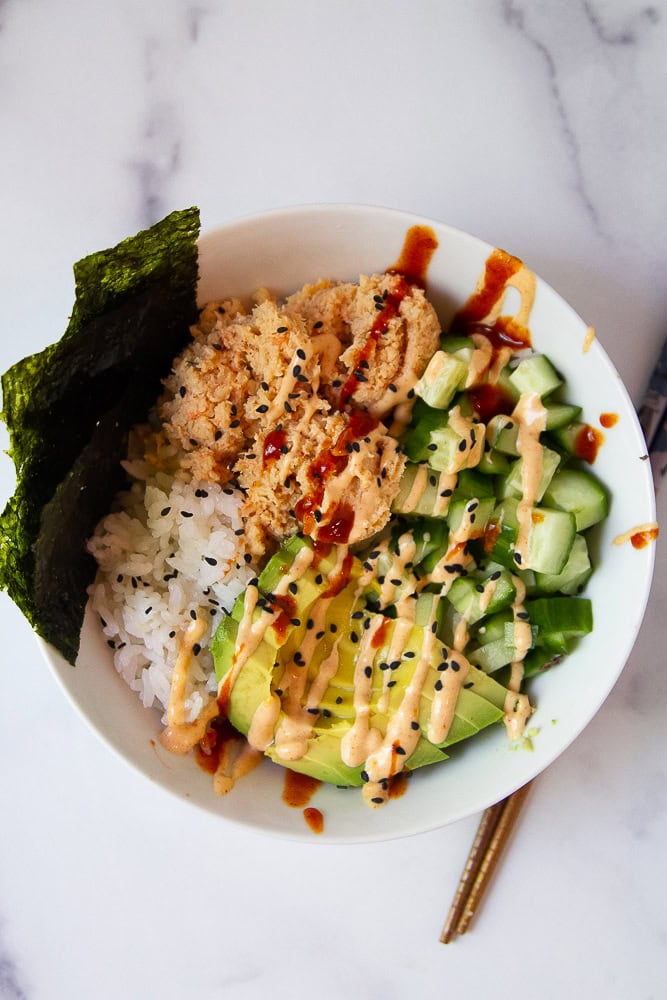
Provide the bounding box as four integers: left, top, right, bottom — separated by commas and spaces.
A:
212, 536, 512, 788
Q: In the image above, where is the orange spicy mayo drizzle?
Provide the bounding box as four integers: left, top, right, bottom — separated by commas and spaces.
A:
613, 522, 660, 549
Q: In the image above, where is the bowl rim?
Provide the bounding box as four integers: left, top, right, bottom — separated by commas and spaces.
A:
37, 202, 658, 842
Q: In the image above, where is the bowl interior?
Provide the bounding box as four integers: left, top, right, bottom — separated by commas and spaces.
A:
43, 204, 656, 842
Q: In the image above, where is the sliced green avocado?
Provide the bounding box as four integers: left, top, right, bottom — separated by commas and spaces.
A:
212, 537, 513, 787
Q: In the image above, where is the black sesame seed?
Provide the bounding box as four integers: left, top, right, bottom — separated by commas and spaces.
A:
491, 570, 502, 580
192, 643, 201, 656
290, 618, 301, 627
160, 506, 171, 516
440, 488, 453, 498
458, 439, 467, 452
329, 623, 338, 633
313, 321, 323, 329
168, 630, 176, 638
387, 680, 397, 688
288, 582, 298, 595
256, 405, 268, 414
395, 745, 406, 755
514, 552, 523, 565
214, 430, 223, 441
371, 797, 385, 804
204, 556, 218, 566
517, 611, 530, 621
364, 665, 372, 678
179, 385, 186, 398
411, 721, 420, 731
181, 510, 194, 518
315, 574, 323, 585
451, 660, 460, 672
244, 553, 252, 563
297, 348, 307, 360
190, 609, 197, 620
428, 443, 438, 452
351, 631, 359, 644
404, 650, 415, 659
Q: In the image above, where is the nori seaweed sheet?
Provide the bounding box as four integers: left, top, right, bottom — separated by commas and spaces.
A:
0, 207, 201, 663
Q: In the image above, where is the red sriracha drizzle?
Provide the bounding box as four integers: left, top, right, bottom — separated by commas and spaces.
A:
295, 408, 379, 541
338, 275, 410, 407
339, 224, 438, 408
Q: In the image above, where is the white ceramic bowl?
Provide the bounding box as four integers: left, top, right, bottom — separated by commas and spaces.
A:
42, 204, 656, 842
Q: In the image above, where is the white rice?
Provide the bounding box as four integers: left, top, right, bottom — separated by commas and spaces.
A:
87, 467, 254, 723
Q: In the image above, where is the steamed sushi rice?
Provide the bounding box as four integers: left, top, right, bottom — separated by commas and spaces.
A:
87, 463, 254, 725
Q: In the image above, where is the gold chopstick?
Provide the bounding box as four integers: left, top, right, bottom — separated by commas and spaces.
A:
440, 780, 533, 943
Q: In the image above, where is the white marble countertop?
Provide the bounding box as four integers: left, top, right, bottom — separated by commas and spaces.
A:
1, 2, 666, 997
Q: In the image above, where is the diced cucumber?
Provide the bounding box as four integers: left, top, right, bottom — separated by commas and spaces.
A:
525, 596, 593, 643
439, 335, 476, 358
468, 636, 519, 673
447, 496, 495, 537
487, 497, 576, 575
391, 462, 453, 518
544, 402, 582, 431
534, 533, 592, 595
501, 445, 562, 502
415, 351, 467, 409
542, 468, 610, 531
509, 354, 563, 398
447, 568, 516, 625
523, 507, 577, 575
476, 446, 510, 475
453, 468, 496, 500
486, 414, 519, 456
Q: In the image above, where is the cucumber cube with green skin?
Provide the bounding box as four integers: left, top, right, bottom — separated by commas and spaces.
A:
453, 468, 496, 499
400, 397, 449, 462
391, 463, 451, 518
509, 354, 563, 397
542, 468, 610, 531
544, 402, 582, 431
534, 533, 592, 595
547, 420, 591, 458
523, 507, 577, 574
415, 351, 468, 409
467, 636, 519, 673
525, 596, 593, 642
439, 335, 476, 357
487, 497, 576, 575
447, 568, 517, 625
446, 496, 495, 536
486, 414, 519, 456
501, 445, 562, 502
476, 446, 510, 475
